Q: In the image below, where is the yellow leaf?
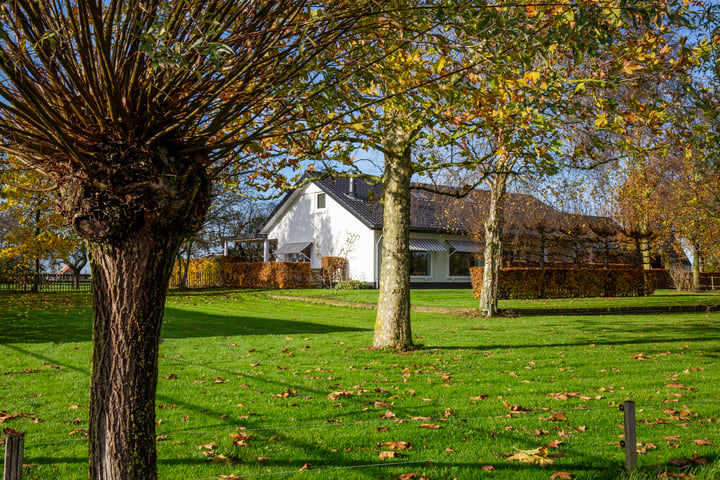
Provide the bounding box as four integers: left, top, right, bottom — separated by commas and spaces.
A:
621, 60, 643, 75
594, 114, 608, 128
506, 447, 554, 466
523, 71, 540, 85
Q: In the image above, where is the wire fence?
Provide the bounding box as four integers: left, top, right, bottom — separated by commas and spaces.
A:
8, 399, 720, 480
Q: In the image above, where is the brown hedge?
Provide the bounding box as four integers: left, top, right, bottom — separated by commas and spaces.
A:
470, 267, 656, 299
171, 257, 309, 289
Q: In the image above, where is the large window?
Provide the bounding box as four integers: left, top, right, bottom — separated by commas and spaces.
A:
449, 251, 477, 277
410, 251, 431, 276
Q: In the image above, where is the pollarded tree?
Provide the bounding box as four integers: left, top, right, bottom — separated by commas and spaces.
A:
0, 1, 387, 478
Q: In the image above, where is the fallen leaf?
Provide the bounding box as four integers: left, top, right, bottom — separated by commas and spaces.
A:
419, 424, 441, 429
198, 442, 217, 450
380, 410, 396, 419
551, 473, 572, 479
378, 451, 402, 460
506, 447, 554, 467
257, 456, 270, 462
299, 463, 311, 471
481, 464, 495, 471
378, 441, 411, 450
230, 432, 253, 446
694, 439, 714, 446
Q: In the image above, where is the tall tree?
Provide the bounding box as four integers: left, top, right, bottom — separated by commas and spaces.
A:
0, 166, 79, 289
0, 1, 385, 478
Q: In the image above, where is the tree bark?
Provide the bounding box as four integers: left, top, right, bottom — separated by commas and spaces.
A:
692, 240, 701, 291
57, 147, 211, 480
479, 169, 509, 317
88, 235, 178, 479
374, 129, 413, 349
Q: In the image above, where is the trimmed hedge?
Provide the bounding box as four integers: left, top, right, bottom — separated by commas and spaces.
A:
172, 257, 310, 289
470, 267, 656, 299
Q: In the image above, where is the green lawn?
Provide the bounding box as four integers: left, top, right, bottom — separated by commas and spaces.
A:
1, 290, 719, 480
271, 287, 720, 312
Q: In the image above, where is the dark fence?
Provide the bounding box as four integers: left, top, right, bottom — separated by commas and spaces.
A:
0, 273, 92, 293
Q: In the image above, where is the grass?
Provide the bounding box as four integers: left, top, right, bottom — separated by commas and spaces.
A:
270, 288, 720, 312
1, 290, 719, 480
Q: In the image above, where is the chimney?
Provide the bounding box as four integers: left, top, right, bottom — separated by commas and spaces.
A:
348, 177, 357, 200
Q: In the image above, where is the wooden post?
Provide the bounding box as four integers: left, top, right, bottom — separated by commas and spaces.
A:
621, 401, 637, 476
3, 431, 24, 480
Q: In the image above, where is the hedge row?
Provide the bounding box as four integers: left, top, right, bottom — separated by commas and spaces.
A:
172, 257, 310, 289
470, 267, 656, 299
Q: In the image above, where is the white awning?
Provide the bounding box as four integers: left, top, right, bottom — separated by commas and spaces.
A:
409, 238, 447, 251
446, 239, 483, 252
274, 241, 312, 254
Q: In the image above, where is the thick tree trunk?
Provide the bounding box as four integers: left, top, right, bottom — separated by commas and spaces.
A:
479, 171, 508, 318
374, 133, 413, 349
57, 147, 211, 480
88, 234, 179, 479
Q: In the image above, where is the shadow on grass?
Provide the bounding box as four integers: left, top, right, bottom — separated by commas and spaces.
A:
0, 307, 368, 345
430, 316, 720, 353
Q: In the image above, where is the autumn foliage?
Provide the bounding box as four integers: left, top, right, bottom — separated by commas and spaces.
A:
172, 258, 309, 289
471, 267, 656, 299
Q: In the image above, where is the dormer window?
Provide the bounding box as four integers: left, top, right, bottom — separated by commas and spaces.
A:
316, 193, 326, 210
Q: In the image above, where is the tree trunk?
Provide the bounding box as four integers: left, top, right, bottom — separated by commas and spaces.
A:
374, 130, 413, 349
56, 147, 211, 480
479, 170, 509, 317
88, 234, 179, 479
692, 240, 701, 291
639, 235, 651, 270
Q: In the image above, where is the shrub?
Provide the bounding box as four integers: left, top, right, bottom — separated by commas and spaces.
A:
171, 258, 309, 289
334, 280, 370, 290
470, 267, 655, 299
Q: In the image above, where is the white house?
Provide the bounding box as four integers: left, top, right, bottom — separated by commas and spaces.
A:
258, 175, 486, 288
256, 174, 645, 288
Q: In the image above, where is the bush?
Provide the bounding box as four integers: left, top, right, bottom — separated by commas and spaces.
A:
171, 258, 310, 289
334, 280, 370, 290
321, 256, 346, 287
470, 267, 655, 299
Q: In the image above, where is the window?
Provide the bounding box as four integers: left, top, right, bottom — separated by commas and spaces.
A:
410, 251, 431, 276
316, 193, 326, 210
449, 251, 477, 277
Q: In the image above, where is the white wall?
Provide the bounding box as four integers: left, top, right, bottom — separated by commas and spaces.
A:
261, 184, 377, 283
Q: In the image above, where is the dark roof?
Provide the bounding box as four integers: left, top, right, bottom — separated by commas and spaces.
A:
260, 173, 620, 237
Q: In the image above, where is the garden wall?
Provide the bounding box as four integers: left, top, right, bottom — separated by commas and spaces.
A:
171, 257, 310, 289
470, 267, 656, 299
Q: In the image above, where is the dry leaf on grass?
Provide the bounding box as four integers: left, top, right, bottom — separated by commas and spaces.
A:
506, 447, 554, 467
378, 451, 402, 460
378, 441, 412, 450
